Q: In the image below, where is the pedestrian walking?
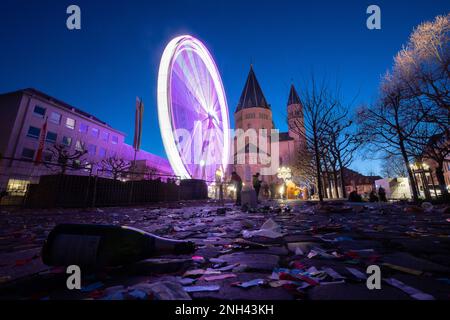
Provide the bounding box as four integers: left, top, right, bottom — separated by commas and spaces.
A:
230, 171, 243, 206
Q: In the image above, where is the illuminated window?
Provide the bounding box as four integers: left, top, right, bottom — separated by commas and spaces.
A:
79, 123, 89, 133
27, 126, 40, 139
66, 117, 76, 130
111, 135, 118, 144
50, 112, 61, 124
91, 127, 99, 138
33, 105, 46, 118
7, 179, 30, 196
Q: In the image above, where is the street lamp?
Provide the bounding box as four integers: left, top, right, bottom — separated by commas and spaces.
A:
277, 166, 292, 199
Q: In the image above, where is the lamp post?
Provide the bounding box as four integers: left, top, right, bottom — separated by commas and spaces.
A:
277, 166, 292, 200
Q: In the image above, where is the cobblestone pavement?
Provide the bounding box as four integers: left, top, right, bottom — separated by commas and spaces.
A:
0, 200, 449, 300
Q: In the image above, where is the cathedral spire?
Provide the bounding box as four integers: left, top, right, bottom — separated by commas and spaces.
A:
236, 65, 270, 112
287, 84, 301, 106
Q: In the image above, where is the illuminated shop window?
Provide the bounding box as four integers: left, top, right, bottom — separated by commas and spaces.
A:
7, 179, 30, 196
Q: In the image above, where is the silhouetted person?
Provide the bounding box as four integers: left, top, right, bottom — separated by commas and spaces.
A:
378, 186, 387, 202
348, 190, 362, 202
252, 173, 261, 200
230, 171, 243, 206
369, 190, 379, 202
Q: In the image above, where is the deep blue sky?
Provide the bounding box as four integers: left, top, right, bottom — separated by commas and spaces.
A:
1, 0, 449, 175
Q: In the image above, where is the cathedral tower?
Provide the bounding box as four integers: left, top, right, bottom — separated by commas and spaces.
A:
233, 65, 273, 183
287, 84, 304, 145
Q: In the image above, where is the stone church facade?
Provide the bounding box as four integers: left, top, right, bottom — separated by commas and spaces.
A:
230, 66, 306, 197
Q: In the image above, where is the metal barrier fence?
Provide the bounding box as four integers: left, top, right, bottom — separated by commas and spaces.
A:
0, 157, 209, 208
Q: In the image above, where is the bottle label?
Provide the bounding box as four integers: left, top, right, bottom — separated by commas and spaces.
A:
50, 234, 100, 267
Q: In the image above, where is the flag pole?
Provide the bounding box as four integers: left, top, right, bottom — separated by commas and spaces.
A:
129, 97, 143, 204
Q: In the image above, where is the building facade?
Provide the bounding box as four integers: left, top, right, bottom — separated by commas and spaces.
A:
231, 66, 305, 195
0, 88, 172, 196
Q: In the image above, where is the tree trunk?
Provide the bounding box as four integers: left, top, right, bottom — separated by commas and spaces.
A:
339, 164, 346, 198
322, 173, 329, 198
398, 141, 419, 202
333, 170, 339, 198
435, 165, 449, 200
313, 133, 324, 202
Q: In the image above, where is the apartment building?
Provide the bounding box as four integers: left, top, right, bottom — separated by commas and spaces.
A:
0, 88, 172, 195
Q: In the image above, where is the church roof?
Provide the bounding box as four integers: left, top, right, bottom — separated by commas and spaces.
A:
287, 84, 301, 105
236, 65, 270, 112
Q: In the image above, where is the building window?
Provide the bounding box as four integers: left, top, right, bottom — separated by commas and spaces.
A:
45, 131, 57, 143
101, 131, 109, 142
79, 123, 89, 133
27, 126, 41, 139
66, 117, 76, 130
99, 147, 107, 158
7, 179, 30, 196
75, 140, 84, 152
87, 144, 96, 155
21, 148, 35, 160
49, 112, 61, 124
91, 127, 99, 138
43, 152, 53, 162
111, 135, 118, 144
110, 151, 117, 158
62, 136, 72, 146
33, 105, 46, 118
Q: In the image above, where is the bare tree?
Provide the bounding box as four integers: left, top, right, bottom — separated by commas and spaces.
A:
292, 146, 317, 190
357, 78, 426, 202
391, 14, 450, 200
100, 157, 131, 180
46, 143, 88, 175
393, 13, 449, 121
290, 76, 341, 202
323, 108, 362, 198
381, 153, 409, 178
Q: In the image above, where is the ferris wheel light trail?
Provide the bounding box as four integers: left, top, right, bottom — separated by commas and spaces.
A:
157, 35, 230, 181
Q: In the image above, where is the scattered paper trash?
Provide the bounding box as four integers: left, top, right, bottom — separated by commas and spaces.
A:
183, 285, 220, 293
242, 218, 285, 239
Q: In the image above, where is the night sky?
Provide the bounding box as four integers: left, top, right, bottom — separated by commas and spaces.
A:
1, 0, 449, 175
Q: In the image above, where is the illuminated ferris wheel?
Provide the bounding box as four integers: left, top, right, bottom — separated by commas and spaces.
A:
157, 35, 230, 182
